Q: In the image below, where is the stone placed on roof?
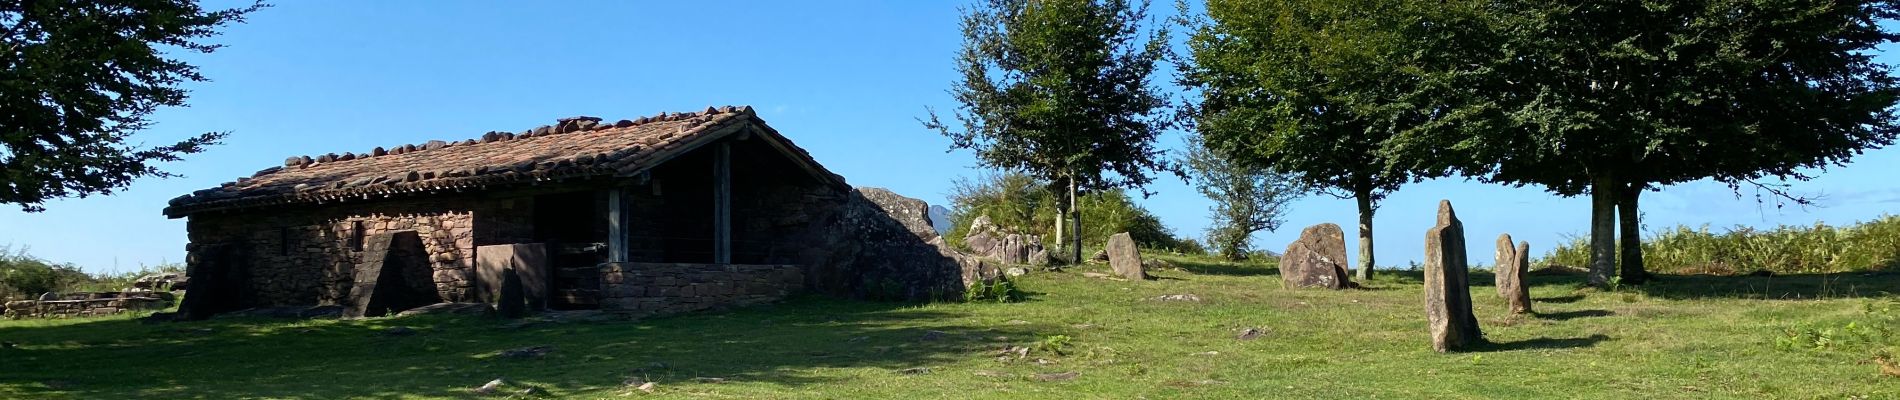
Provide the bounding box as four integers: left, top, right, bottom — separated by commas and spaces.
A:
163, 106, 835, 217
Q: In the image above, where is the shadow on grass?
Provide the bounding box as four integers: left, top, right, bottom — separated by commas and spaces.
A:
1635, 271, 1900, 300
1160, 256, 1279, 277
1525, 269, 1900, 300
0, 296, 1054, 398
1535, 295, 1585, 304
1471, 334, 1610, 352
1533, 309, 1613, 320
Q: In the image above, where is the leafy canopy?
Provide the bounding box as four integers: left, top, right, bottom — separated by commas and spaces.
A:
0, 0, 265, 211
1178, 0, 1459, 201
1410, 0, 1900, 194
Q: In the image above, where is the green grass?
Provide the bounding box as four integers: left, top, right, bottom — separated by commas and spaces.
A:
2, 254, 1898, 399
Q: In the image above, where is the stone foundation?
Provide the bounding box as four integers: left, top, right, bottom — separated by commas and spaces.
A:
4, 292, 175, 319
597, 262, 803, 317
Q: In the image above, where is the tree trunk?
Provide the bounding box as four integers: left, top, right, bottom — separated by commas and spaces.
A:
1053, 192, 1065, 259
1354, 189, 1375, 281
1618, 183, 1647, 284
1588, 175, 1618, 287
1070, 177, 1082, 263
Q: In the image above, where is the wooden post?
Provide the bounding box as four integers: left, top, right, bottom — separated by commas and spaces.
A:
607, 187, 628, 263
713, 142, 732, 264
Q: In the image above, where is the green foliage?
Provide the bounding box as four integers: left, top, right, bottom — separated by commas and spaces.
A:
1540, 216, 1900, 275
1416, 1, 1900, 194
964, 276, 1027, 304
1177, 0, 1444, 202
0, 246, 88, 300
1036, 334, 1074, 356
1182, 134, 1303, 260
0, 245, 185, 300
1773, 298, 1898, 358
923, 0, 1174, 193
0, 0, 266, 212
944, 173, 1185, 251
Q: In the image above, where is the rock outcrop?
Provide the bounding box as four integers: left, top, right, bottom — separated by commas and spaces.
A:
1281, 223, 1353, 289
786, 187, 998, 301
962, 215, 1048, 266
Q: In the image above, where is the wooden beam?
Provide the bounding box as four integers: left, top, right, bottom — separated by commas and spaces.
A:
713, 141, 732, 264
607, 187, 629, 263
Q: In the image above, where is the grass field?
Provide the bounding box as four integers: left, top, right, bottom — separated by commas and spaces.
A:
2, 255, 1897, 399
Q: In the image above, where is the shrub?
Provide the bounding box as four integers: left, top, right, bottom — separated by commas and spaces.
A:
945, 172, 1185, 251
1538, 215, 1900, 275
964, 275, 1027, 303
0, 245, 89, 300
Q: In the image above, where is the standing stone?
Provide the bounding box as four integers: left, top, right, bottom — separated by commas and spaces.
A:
1106, 232, 1146, 280
1281, 223, 1353, 289
498, 267, 525, 319
1494, 239, 1533, 314
1494, 234, 1517, 298
1424, 200, 1483, 352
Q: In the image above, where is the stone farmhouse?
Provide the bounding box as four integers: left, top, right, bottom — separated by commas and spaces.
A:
163, 106, 992, 319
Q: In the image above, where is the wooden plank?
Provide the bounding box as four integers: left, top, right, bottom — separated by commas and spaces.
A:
607, 188, 629, 262
714, 141, 732, 264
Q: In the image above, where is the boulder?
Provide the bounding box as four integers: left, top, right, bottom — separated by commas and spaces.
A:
1495, 235, 1532, 314
1424, 200, 1483, 352
132, 272, 188, 291
1106, 232, 1146, 280
1280, 223, 1353, 289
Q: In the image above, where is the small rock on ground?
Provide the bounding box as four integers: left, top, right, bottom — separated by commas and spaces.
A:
1034, 371, 1080, 382
898, 367, 932, 375
474, 378, 505, 395
1236, 327, 1267, 340
1153, 294, 1203, 302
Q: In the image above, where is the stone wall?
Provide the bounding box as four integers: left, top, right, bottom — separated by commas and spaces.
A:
184, 191, 541, 309
4, 292, 174, 319
597, 262, 803, 317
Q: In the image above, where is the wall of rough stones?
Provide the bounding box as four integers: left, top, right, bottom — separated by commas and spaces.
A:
4, 292, 174, 319
597, 262, 803, 317
184, 191, 543, 308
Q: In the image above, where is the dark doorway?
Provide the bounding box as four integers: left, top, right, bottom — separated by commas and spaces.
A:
532, 191, 605, 309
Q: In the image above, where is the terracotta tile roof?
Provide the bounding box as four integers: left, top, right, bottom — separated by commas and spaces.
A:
164, 106, 843, 218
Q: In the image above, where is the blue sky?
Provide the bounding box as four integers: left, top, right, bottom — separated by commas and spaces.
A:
3, 1, 1898, 273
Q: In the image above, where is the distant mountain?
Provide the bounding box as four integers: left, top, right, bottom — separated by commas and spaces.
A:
927, 205, 953, 235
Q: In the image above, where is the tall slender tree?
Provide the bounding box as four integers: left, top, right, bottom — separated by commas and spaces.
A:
1183, 133, 1303, 260
924, 0, 1174, 262
1406, 0, 1900, 286
1178, 0, 1457, 280
1, 0, 265, 212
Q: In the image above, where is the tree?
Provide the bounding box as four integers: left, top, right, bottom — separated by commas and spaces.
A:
924, 0, 1174, 263
1412, 0, 1900, 286
1183, 133, 1302, 260
1, 0, 264, 212
1178, 0, 1453, 280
